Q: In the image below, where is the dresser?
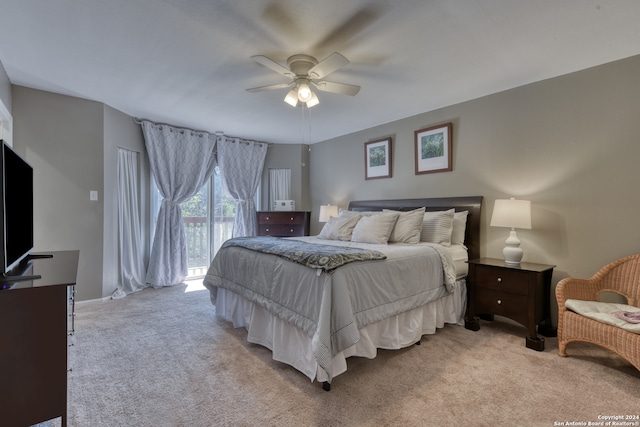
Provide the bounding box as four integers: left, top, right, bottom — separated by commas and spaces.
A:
0, 250, 79, 427
256, 211, 311, 237
464, 257, 556, 351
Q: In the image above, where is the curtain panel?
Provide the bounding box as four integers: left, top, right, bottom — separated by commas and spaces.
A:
115, 148, 147, 297
216, 136, 268, 238
142, 121, 217, 287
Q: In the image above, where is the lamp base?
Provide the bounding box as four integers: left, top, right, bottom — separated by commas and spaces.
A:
502, 230, 524, 264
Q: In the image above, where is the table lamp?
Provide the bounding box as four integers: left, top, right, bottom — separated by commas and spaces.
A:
490, 198, 531, 264
319, 205, 339, 222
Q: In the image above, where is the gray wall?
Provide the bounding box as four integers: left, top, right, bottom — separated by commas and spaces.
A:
310, 54, 640, 323
12, 86, 148, 301
13, 86, 105, 301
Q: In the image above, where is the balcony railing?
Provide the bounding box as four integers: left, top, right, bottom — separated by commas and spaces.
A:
183, 216, 234, 278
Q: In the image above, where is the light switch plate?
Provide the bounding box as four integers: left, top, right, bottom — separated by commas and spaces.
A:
90, 190, 98, 201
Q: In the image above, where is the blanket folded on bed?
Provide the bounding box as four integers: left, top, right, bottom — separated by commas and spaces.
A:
221, 236, 386, 273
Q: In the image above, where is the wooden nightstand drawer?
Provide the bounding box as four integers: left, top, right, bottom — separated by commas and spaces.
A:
475, 266, 528, 295
475, 288, 528, 321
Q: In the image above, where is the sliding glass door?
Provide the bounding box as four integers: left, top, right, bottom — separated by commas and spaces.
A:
150, 167, 256, 280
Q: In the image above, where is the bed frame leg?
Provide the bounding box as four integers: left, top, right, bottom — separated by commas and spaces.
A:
322, 381, 331, 392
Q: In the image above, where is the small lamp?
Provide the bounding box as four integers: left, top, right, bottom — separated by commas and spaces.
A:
490, 198, 531, 265
319, 204, 339, 223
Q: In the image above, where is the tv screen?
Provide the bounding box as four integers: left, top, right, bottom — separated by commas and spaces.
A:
1, 140, 34, 275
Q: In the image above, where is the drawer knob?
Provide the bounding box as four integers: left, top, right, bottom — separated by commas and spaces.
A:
497, 299, 502, 305
266, 216, 270, 220
266, 228, 270, 232
290, 229, 294, 232
290, 217, 294, 221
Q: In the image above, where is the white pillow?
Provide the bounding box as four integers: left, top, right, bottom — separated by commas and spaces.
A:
351, 212, 400, 244
317, 214, 361, 241
451, 210, 468, 246
383, 207, 425, 244
340, 209, 378, 217
420, 209, 455, 246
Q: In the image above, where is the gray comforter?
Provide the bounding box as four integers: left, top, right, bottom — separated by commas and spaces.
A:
203, 236, 456, 381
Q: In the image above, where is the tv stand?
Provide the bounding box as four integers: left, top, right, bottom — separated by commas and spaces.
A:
0, 250, 78, 427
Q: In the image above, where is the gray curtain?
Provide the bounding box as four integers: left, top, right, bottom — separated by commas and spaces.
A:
216, 136, 268, 237
142, 121, 217, 288
113, 148, 147, 298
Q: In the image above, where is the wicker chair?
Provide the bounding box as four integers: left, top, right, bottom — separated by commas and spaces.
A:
556, 254, 640, 370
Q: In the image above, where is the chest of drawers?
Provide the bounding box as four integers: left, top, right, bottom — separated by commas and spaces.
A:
256, 211, 310, 237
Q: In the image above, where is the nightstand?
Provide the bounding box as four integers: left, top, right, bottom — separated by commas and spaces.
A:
464, 257, 556, 351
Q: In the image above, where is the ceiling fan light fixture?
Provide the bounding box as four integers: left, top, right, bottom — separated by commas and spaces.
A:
306, 92, 319, 108
284, 89, 299, 107
297, 81, 312, 102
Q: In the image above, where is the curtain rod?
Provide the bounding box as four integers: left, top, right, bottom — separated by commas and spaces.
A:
133, 117, 273, 147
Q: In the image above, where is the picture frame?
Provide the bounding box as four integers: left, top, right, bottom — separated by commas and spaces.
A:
364, 137, 392, 180
414, 122, 452, 175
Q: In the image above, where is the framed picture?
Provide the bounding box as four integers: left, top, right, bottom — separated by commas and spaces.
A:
364, 137, 392, 180
414, 122, 452, 175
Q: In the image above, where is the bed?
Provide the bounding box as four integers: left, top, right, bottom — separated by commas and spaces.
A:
203, 196, 483, 390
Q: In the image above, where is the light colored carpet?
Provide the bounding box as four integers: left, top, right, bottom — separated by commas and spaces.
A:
60, 282, 639, 427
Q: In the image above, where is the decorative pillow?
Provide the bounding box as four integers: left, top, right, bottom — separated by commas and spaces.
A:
383, 207, 425, 244
351, 212, 400, 244
420, 209, 455, 246
317, 214, 361, 241
340, 209, 378, 217
451, 210, 469, 246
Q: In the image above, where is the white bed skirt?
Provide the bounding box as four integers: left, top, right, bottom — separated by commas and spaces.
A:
215, 279, 467, 383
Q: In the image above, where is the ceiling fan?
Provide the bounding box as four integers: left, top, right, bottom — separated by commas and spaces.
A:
246, 52, 360, 108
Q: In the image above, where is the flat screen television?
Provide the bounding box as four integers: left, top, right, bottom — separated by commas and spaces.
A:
0, 139, 34, 276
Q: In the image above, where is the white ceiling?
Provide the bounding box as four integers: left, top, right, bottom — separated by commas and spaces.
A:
1, 0, 639, 144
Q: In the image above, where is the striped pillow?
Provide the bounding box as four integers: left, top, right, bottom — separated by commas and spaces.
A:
420, 209, 455, 246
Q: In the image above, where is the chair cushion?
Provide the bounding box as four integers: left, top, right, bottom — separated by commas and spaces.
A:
565, 299, 640, 334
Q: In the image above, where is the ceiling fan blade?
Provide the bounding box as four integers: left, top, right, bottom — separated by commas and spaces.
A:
246, 82, 293, 93
312, 80, 360, 96
314, 5, 384, 52
308, 52, 349, 79
250, 55, 294, 78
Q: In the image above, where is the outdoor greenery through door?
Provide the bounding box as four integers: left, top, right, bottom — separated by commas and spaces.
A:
180, 167, 237, 279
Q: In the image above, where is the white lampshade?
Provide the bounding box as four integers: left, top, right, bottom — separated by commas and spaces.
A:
490, 198, 532, 264
319, 205, 339, 222
490, 199, 531, 229
284, 89, 299, 107
305, 92, 319, 108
